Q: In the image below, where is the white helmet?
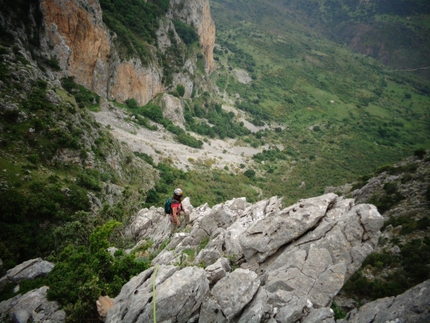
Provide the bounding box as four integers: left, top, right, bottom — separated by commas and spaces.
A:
174, 188, 183, 196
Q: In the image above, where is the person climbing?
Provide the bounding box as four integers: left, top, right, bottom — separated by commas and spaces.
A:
168, 188, 189, 235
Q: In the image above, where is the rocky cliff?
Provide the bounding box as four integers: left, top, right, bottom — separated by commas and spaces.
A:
2, 190, 429, 322
168, 0, 216, 74
331, 152, 430, 312
105, 193, 384, 323
38, 0, 215, 106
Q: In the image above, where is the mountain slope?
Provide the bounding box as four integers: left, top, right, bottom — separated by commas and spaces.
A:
208, 0, 430, 204
211, 0, 430, 79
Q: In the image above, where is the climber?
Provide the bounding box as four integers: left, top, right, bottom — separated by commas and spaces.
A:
168, 188, 189, 235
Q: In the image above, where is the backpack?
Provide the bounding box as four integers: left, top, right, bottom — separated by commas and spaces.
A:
164, 197, 172, 214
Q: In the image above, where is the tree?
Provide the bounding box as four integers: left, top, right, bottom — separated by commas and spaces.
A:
244, 169, 256, 179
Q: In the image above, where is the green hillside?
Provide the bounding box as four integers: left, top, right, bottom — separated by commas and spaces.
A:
211, 0, 430, 78
209, 0, 430, 203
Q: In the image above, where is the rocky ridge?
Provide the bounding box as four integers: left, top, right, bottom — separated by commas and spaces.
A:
107, 192, 383, 322
326, 152, 430, 313
1, 191, 429, 322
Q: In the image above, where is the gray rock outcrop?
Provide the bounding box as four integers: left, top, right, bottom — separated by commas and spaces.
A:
337, 279, 430, 323
106, 265, 209, 323
108, 193, 385, 322
2, 191, 426, 323
0, 286, 65, 323
0, 258, 54, 291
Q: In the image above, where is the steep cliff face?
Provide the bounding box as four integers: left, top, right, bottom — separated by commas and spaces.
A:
39, 0, 215, 106
39, 0, 164, 106
168, 0, 216, 74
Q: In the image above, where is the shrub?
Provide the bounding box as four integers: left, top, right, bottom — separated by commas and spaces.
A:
244, 169, 256, 179
414, 148, 426, 159
417, 216, 430, 230
141, 103, 164, 123
172, 19, 198, 45
23, 80, 55, 111
145, 188, 158, 204
331, 301, 346, 320
134, 151, 154, 165
61, 77, 100, 110
176, 133, 203, 148
27, 154, 39, 164
125, 98, 138, 110
374, 164, 395, 176
176, 84, 185, 97
383, 182, 398, 194
47, 221, 149, 322
368, 192, 403, 214
76, 170, 102, 191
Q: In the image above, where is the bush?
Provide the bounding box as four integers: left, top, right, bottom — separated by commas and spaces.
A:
244, 169, 256, 179
61, 77, 100, 110
368, 192, 403, 214
134, 151, 154, 165
77, 170, 102, 191
331, 301, 346, 320
140, 103, 164, 123
172, 19, 198, 45
414, 148, 426, 159
47, 221, 149, 322
145, 188, 158, 204
176, 133, 203, 148
23, 80, 55, 111
176, 84, 185, 97
374, 164, 395, 176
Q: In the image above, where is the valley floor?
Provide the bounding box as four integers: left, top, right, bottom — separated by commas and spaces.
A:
92, 98, 265, 171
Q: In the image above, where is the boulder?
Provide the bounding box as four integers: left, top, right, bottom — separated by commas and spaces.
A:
239, 194, 338, 263
125, 206, 172, 249
106, 265, 209, 323
302, 308, 335, 323
237, 288, 272, 323
211, 269, 259, 320
0, 286, 65, 323
205, 257, 231, 285
337, 279, 430, 323
96, 296, 114, 322
0, 258, 54, 291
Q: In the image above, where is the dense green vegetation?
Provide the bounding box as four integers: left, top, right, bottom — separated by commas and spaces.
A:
0, 69, 153, 320
137, 160, 259, 207
185, 101, 251, 139
344, 237, 430, 300
208, 0, 430, 204
61, 77, 100, 111
172, 19, 199, 45
211, 0, 430, 79
99, 0, 170, 62
45, 220, 152, 322
337, 151, 430, 306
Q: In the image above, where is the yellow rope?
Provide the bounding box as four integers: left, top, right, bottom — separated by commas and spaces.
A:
153, 265, 159, 323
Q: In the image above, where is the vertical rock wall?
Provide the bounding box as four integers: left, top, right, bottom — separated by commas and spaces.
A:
38, 0, 215, 106
168, 0, 216, 74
